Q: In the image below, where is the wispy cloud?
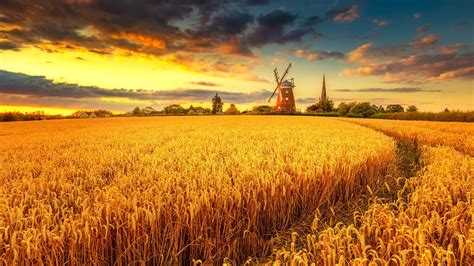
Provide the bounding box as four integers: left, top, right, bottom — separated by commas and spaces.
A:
372, 19, 389, 27
296, 97, 353, 104
326, 5, 359, 23
296, 97, 317, 104
336, 87, 441, 93
294, 48, 344, 61
189, 81, 221, 87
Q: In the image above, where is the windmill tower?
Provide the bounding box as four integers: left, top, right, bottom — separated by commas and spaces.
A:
268, 63, 296, 112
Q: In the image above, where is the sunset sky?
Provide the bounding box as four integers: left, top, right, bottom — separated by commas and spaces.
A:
0, 0, 472, 114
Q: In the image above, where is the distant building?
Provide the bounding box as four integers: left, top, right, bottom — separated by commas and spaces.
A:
212, 93, 224, 114
194, 106, 209, 115
319, 74, 328, 104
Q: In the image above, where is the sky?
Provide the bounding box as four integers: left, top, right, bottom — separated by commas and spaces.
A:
0, 0, 472, 114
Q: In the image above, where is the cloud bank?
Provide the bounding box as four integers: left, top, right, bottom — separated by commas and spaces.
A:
0, 70, 273, 110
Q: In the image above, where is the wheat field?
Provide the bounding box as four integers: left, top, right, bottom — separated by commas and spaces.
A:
344, 118, 474, 156
0, 116, 395, 264
266, 118, 473, 265
0, 116, 471, 265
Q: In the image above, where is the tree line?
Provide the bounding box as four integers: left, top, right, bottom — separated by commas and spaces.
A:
1, 102, 472, 122
305, 100, 418, 117
129, 104, 241, 116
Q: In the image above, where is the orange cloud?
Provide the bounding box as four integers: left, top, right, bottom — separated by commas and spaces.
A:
111, 33, 166, 50
410, 34, 439, 48
430, 66, 474, 80
347, 43, 374, 64
341, 37, 474, 84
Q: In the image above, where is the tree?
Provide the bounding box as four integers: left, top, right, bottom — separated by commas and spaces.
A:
224, 104, 241, 115
386, 104, 404, 113
444, 107, 450, 112
2, 112, 19, 122
252, 105, 274, 113
337, 102, 356, 116
306, 100, 334, 113
164, 104, 185, 115
132, 107, 142, 116
349, 102, 377, 117
142, 107, 156, 115
406, 105, 418, 112
94, 110, 113, 117
375, 105, 385, 113
72, 111, 85, 117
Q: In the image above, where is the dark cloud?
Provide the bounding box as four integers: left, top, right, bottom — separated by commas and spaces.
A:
0, 41, 20, 50
189, 81, 221, 87
242, 0, 270, 6
336, 87, 441, 93
246, 9, 315, 47
0, 70, 271, 104
302, 16, 323, 27
0, 0, 327, 76
0, 0, 320, 61
191, 10, 254, 37
326, 5, 359, 22
186, 9, 254, 56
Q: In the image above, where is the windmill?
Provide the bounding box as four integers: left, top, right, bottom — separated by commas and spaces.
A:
268, 63, 296, 112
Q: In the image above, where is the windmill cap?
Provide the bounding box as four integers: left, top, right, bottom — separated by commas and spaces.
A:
280, 80, 294, 87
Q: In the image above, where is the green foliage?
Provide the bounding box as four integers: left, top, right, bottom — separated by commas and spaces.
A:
337, 102, 356, 116
406, 105, 418, 112
347, 113, 364, 118
224, 104, 241, 115
0, 111, 61, 122
302, 112, 339, 117
306, 100, 334, 113
132, 107, 142, 116
94, 110, 113, 117
386, 104, 404, 113
252, 105, 274, 113
164, 104, 185, 115
349, 102, 377, 118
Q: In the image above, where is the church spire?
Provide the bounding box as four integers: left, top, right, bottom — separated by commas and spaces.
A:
319, 74, 327, 103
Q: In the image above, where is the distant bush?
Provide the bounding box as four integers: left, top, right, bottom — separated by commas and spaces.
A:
371, 111, 474, 122
224, 104, 241, 115
347, 113, 364, 118
0, 111, 64, 122
301, 112, 339, 117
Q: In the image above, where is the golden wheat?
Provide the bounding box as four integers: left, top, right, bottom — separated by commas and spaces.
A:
343, 118, 474, 156
0, 116, 395, 264
266, 119, 473, 265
